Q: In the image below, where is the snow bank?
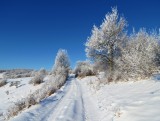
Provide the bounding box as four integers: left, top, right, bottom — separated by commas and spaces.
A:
81, 75, 160, 121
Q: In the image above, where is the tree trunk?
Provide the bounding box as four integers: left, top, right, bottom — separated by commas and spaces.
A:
109, 45, 114, 75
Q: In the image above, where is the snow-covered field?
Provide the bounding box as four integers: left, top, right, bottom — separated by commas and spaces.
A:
81, 75, 160, 121
0, 76, 43, 118
0, 73, 4, 79
0, 73, 160, 121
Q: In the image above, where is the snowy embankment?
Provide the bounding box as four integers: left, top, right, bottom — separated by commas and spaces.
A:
0, 76, 43, 120
81, 75, 160, 121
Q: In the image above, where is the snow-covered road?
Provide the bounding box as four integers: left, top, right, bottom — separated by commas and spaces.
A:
10, 77, 99, 121
46, 78, 86, 121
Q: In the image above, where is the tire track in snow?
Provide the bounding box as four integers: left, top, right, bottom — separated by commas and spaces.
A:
74, 80, 87, 121
78, 79, 102, 121
47, 78, 86, 121
10, 77, 92, 121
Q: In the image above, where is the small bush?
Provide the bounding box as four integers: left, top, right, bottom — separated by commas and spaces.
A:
10, 81, 20, 88
74, 61, 96, 78
47, 87, 56, 96
5, 100, 26, 119
29, 75, 43, 85
0, 79, 7, 87
25, 95, 37, 108
29, 69, 47, 85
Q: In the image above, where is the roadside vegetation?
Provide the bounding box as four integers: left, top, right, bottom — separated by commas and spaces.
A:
4, 49, 70, 120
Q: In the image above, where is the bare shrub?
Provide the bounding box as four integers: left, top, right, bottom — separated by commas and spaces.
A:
74, 61, 96, 78
5, 100, 26, 120
5, 95, 37, 119
29, 68, 47, 85
47, 87, 56, 96
29, 75, 43, 85
10, 81, 20, 88
25, 95, 37, 108
0, 79, 7, 87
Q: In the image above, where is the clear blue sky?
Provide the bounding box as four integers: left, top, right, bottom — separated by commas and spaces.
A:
0, 0, 160, 70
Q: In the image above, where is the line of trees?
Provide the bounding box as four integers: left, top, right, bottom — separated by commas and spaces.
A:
85, 7, 160, 82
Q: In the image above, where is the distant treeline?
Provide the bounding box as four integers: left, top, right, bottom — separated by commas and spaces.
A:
0, 70, 6, 73
0, 69, 33, 73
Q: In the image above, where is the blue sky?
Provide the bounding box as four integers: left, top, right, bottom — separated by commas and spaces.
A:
0, 0, 160, 70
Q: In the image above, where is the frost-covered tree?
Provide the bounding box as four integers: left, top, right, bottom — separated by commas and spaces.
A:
74, 61, 96, 77
52, 49, 70, 76
93, 60, 108, 72
85, 7, 127, 74
85, 7, 160, 82
117, 29, 160, 80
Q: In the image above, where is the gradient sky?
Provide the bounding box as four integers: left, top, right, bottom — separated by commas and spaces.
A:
0, 0, 160, 70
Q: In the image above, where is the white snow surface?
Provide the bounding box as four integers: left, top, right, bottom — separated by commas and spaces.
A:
2, 74, 160, 121
0, 77, 42, 117
0, 73, 4, 79
81, 75, 160, 121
